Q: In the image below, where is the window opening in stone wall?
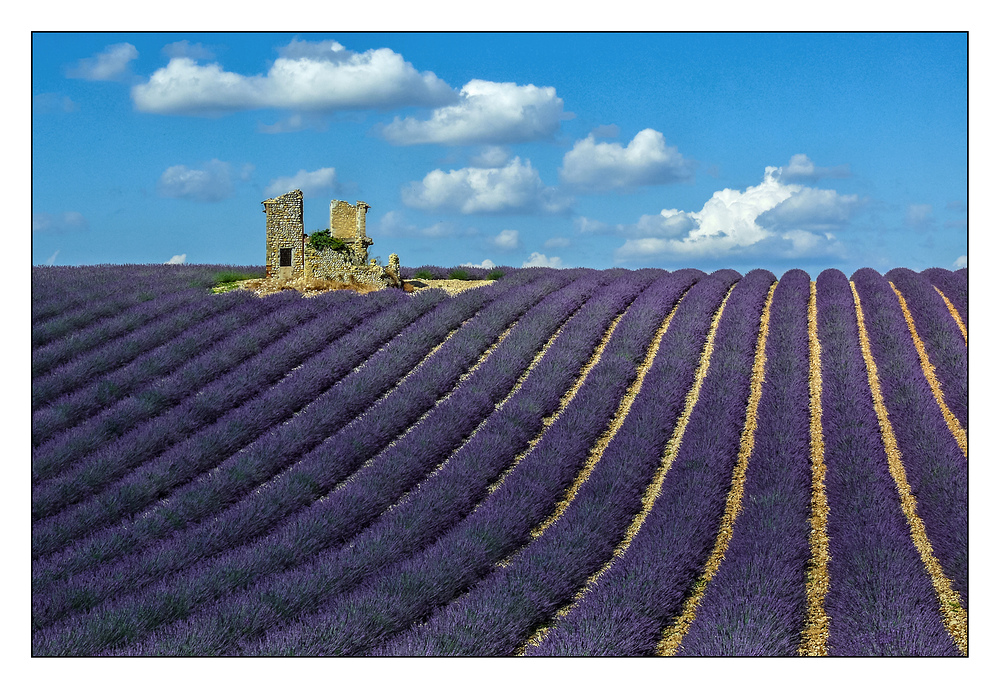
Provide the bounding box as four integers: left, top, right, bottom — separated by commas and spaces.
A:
280, 248, 292, 267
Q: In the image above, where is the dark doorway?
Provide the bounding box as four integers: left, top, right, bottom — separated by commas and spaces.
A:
279, 248, 292, 267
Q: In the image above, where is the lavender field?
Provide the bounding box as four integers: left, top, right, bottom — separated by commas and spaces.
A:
31, 263, 968, 656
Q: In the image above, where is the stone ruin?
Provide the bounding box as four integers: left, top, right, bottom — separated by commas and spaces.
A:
261, 189, 401, 288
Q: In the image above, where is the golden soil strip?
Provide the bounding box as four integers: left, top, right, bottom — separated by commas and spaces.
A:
850, 281, 968, 656
657, 282, 776, 656
518, 284, 735, 654
933, 286, 967, 345
798, 281, 831, 656
888, 282, 967, 457
498, 291, 689, 568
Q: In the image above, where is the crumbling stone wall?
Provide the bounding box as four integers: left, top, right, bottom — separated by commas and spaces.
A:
262, 190, 305, 279
330, 200, 373, 264
304, 245, 401, 288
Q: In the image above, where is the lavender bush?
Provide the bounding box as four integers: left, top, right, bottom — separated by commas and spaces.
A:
32, 274, 563, 647
920, 267, 967, 328
850, 268, 967, 608
241, 269, 722, 656
526, 269, 772, 656
122, 271, 668, 656
885, 268, 968, 429
817, 268, 959, 655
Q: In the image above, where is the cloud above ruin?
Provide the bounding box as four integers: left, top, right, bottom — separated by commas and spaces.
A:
265, 168, 338, 199
559, 129, 694, 191
378, 80, 566, 145
131, 39, 456, 116
402, 157, 571, 215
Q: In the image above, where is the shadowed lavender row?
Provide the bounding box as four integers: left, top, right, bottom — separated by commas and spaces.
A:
817, 268, 958, 655
30, 288, 402, 526
241, 269, 710, 656
31, 264, 259, 337
851, 268, 967, 607
374, 269, 737, 656
32, 290, 285, 447
32, 290, 210, 382
920, 267, 967, 328
885, 268, 967, 429
30, 277, 531, 595
31, 290, 337, 484
32, 289, 255, 415
527, 269, 773, 656
30, 286, 441, 558
31, 264, 262, 327
31, 273, 567, 649
675, 269, 812, 656
123, 270, 667, 656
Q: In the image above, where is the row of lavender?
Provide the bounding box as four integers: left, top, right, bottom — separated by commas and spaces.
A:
32, 269, 550, 585
32, 265, 639, 652
32, 265, 966, 655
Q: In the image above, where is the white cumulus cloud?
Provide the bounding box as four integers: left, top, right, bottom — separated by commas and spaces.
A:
559, 128, 694, 192
66, 42, 138, 81
492, 229, 522, 251
462, 259, 497, 269
953, 255, 967, 269
132, 39, 455, 116
157, 159, 235, 202
165, 254, 187, 264
265, 168, 337, 199
402, 157, 571, 215
522, 252, 563, 268
379, 79, 565, 145
613, 165, 858, 263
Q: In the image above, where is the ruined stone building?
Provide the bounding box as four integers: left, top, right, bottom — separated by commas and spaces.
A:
262, 189, 400, 288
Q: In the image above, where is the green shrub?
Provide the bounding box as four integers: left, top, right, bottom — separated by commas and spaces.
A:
487, 269, 505, 280
414, 269, 434, 280
448, 268, 470, 281
308, 230, 349, 254
213, 270, 258, 285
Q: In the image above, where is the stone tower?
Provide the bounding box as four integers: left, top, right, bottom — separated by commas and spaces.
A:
262, 189, 305, 279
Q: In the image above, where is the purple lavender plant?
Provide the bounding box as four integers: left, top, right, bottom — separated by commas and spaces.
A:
817, 268, 959, 655
524, 269, 773, 656
237, 269, 725, 656
121, 271, 670, 656
31, 287, 438, 556
32, 290, 327, 483
32, 274, 565, 651
920, 267, 967, 328
374, 270, 754, 656
885, 268, 967, 429
32, 292, 283, 446
673, 269, 812, 656
850, 268, 967, 608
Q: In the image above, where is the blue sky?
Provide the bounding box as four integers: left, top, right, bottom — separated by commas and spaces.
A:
31, 31, 968, 275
